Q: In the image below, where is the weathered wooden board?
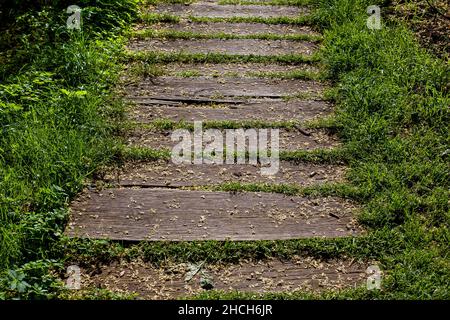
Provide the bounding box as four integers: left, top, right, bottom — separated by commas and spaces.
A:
128, 39, 317, 56
153, 3, 307, 18
128, 99, 331, 123
67, 189, 361, 241
125, 77, 325, 99
145, 22, 319, 36
104, 161, 346, 187
126, 128, 340, 151
129, 62, 319, 78
81, 258, 367, 299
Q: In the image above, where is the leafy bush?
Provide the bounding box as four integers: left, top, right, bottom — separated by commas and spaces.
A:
0, 259, 64, 300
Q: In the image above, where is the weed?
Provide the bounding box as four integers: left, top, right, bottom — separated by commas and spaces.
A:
124, 51, 320, 65
132, 29, 323, 42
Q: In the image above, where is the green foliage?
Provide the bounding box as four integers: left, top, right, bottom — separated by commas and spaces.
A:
125, 51, 319, 65
140, 13, 312, 25
312, 0, 450, 298
189, 15, 312, 25
0, 1, 135, 280
0, 260, 64, 300
131, 29, 323, 42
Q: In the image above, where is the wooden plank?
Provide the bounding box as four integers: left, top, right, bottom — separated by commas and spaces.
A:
67, 189, 361, 241
128, 99, 331, 123
126, 128, 340, 151
135, 62, 320, 78
128, 38, 317, 56
125, 77, 325, 99
81, 258, 367, 299
153, 3, 307, 18
146, 22, 319, 37
104, 161, 346, 187
132, 96, 246, 105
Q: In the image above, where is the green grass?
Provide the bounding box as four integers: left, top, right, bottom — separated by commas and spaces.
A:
126, 61, 323, 80
280, 148, 347, 163
140, 13, 180, 24
189, 15, 312, 25
0, 0, 138, 299
123, 118, 330, 131
218, 0, 312, 5
209, 182, 363, 199
124, 51, 320, 65
247, 70, 323, 80
61, 232, 400, 267
116, 146, 171, 162
145, 0, 195, 4
175, 70, 202, 77
131, 29, 323, 42
139, 13, 312, 25
116, 144, 347, 164
144, 0, 311, 5
309, 0, 450, 299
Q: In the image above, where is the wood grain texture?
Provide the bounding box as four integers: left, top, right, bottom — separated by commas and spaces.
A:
128, 99, 330, 123
67, 189, 361, 241
82, 258, 367, 299
153, 3, 308, 18
126, 128, 340, 151
104, 161, 346, 187
128, 38, 317, 56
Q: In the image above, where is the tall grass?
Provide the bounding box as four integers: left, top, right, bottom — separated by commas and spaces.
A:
0, 1, 138, 298
313, 0, 450, 298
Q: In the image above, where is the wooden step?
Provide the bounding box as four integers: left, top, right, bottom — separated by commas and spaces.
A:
81, 258, 367, 299
128, 99, 331, 123
104, 160, 346, 187
128, 38, 317, 56
126, 62, 319, 78
153, 3, 307, 18
143, 21, 319, 37
67, 188, 361, 241
125, 77, 325, 100
126, 128, 339, 151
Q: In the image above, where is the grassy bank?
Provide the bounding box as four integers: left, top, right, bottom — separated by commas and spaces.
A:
0, 0, 138, 299
311, 0, 449, 298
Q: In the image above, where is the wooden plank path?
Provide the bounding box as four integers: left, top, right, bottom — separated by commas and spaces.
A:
128, 39, 317, 55
68, 189, 360, 241
148, 22, 319, 37
83, 258, 366, 299
129, 99, 330, 122
153, 3, 308, 18
67, 0, 366, 298
102, 161, 346, 187
129, 62, 320, 77
126, 77, 325, 98
126, 128, 339, 151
